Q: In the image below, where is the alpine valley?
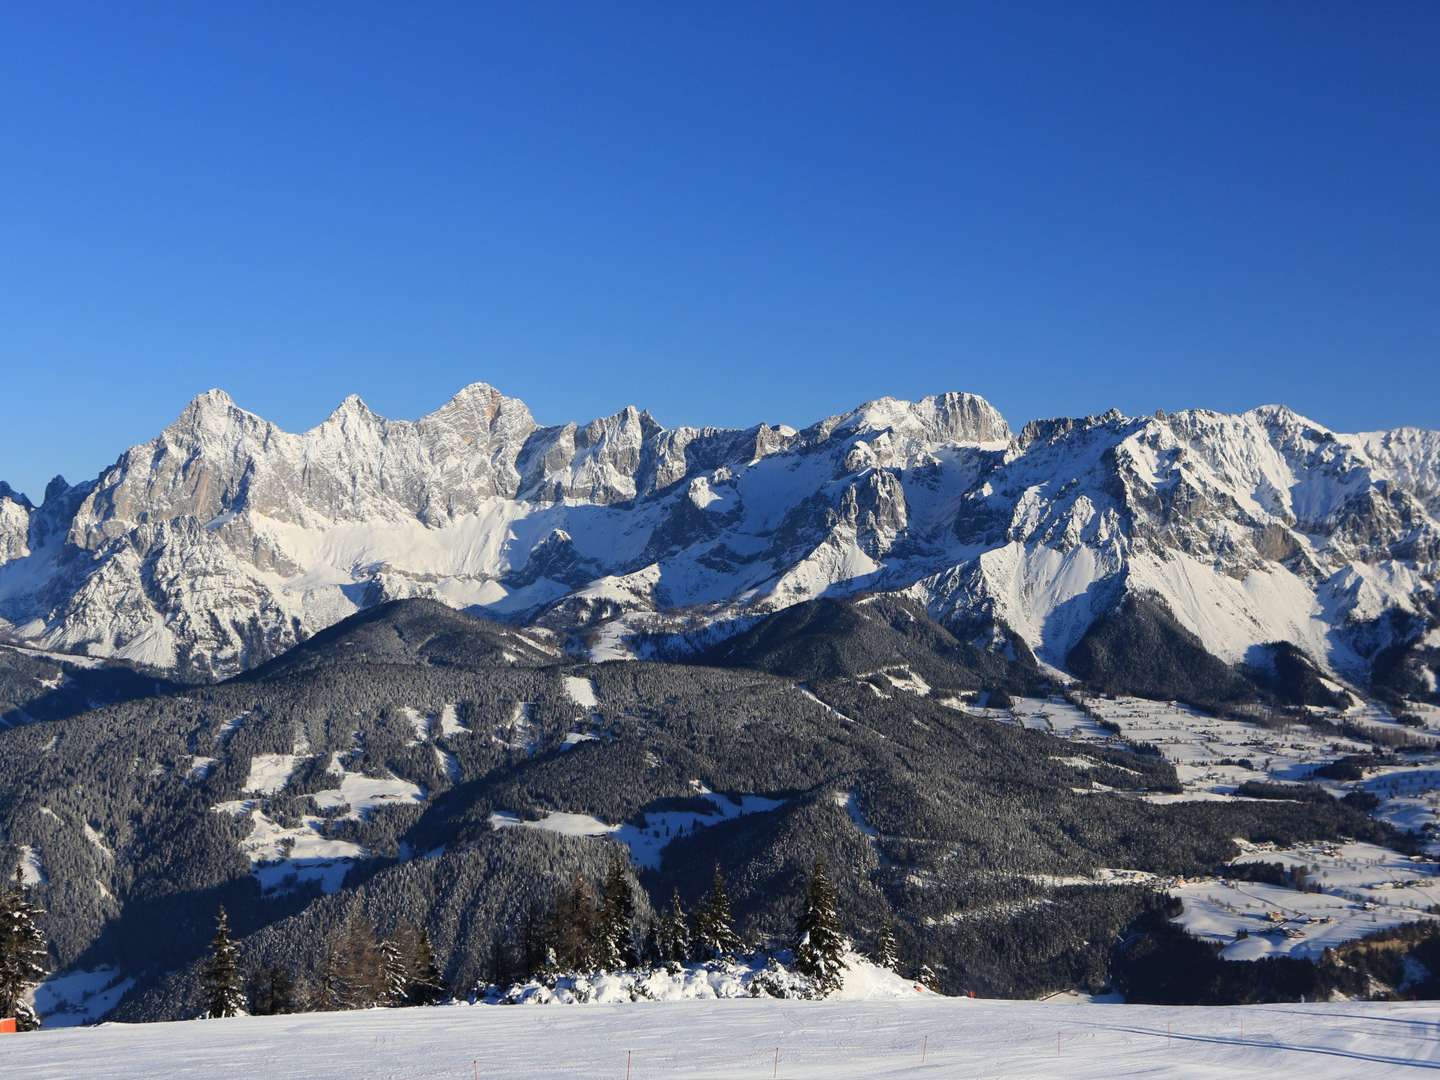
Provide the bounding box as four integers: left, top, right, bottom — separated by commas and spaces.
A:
4, 383, 1440, 1026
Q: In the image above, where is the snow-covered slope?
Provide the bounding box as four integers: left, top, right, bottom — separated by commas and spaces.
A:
8, 995, 1437, 1079
0, 385, 1435, 691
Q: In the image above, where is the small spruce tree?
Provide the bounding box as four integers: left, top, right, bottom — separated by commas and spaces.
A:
663, 889, 691, 964
379, 936, 409, 1006
404, 927, 448, 1006
596, 856, 639, 970
917, 963, 941, 993
316, 940, 344, 1011
793, 861, 848, 997
202, 906, 245, 1019
695, 864, 741, 961
873, 918, 899, 971
247, 965, 296, 1016
0, 867, 49, 1031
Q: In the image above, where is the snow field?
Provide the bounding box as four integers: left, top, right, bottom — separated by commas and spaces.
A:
241, 753, 305, 795
1173, 878, 1435, 961
1083, 695, 1368, 799
971, 695, 1113, 741
488, 791, 786, 871
10, 997, 1440, 1079
562, 674, 599, 710
29, 966, 135, 1029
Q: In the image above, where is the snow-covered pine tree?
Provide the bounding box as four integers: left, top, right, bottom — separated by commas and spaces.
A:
793, 860, 848, 997
596, 856, 638, 970
873, 918, 899, 971
316, 939, 344, 1011
403, 927, 448, 1006
917, 963, 941, 993
663, 889, 691, 964
202, 905, 245, 1019
379, 935, 408, 1006
539, 945, 560, 983
0, 866, 48, 1031
695, 864, 741, 960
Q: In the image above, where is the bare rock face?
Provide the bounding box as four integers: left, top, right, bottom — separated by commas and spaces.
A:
0, 382, 1435, 694
0, 483, 31, 564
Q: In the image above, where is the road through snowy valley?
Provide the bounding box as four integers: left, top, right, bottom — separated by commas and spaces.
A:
9, 997, 1440, 1079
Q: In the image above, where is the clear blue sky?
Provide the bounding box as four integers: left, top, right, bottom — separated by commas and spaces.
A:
1, 2, 1437, 502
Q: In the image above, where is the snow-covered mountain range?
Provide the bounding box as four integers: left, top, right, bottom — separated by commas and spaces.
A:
1, 384, 1436, 691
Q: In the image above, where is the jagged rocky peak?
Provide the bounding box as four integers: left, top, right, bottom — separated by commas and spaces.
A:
819, 391, 1011, 447
167, 387, 264, 438
1017, 407, 1132, 449
0, 480, 33, 510
321, 392, 379, 425
420, 381, 537, 442
0, 481, 33, 564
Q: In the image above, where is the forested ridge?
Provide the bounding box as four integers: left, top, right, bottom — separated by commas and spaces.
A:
0, 598, 1434, 1024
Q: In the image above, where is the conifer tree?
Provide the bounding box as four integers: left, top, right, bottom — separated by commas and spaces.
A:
379, 936, 408, 1006
202, 905, 245, 1019
695, 864, 741, 960
548, 874, 599, 970
519, 903, 547, 977
403, 927, 448, 1006
873, 918, 899, 971
316, 940, 344, 1011
486, 931, 511, 988
539, 945, 560, 982
247, 965, 296, 1016
917, 963, 941, 993
793, 861, 848, 997
596, 856, 638, 969
662, 889, 691, 964
0, 867, 48, 1031
336, 914, 384, 1009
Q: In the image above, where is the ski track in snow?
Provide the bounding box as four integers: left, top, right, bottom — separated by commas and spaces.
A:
9, 997, 1440, 1078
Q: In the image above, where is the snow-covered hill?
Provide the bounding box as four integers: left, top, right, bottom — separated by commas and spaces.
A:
8, 994, 1437, 1079
0, 385, 1436, 692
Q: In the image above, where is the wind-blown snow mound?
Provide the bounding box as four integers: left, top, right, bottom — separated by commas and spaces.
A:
495, 952, 924, 1005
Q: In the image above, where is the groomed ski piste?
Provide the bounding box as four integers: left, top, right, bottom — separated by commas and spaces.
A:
9, 995, 1440, 1078
10, 956, 1440, 1078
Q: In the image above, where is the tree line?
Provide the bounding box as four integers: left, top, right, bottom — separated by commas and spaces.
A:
200, 857, 866, 1019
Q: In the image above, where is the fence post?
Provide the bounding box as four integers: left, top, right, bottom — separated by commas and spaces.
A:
773, 1046, 779, 1078
626, 1049, 632, 1080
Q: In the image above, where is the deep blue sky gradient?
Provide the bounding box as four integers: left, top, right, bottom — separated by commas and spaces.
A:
2, 2, 1437, 501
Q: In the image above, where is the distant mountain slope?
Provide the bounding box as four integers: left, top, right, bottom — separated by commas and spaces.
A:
0, 600, 1394, 1022
701, 596, 1038, 693
0, 385, 1435, 702
238, 598, 557, 682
